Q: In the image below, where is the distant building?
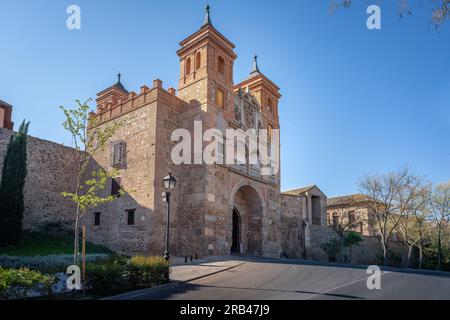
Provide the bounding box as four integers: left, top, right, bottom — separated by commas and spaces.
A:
326, 194, 379, 236
0, 100, 14, 130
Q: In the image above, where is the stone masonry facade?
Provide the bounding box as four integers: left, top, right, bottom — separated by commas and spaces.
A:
0, 128, 79, 231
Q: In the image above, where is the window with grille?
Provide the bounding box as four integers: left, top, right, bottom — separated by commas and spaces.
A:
111, 141, 126, 168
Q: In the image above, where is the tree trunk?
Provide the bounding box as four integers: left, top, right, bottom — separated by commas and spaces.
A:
418, 246, 423, 269
340, 235, 345, 263
381, 237, 388, 266
437, 228, 442, 271
406, 245, 413, 268
73, 205, 81, 265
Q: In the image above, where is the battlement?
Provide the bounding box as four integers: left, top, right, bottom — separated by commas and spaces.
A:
90, 79, 187, 126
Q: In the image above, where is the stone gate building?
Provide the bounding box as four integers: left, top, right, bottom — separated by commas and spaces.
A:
83, 7, 286, 258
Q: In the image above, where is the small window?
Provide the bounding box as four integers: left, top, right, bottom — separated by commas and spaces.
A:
94, 212, 101, 226
111, 178, 121, 197
216, 88, 225, 109
348, 211, 356, 224
195, 52, 201, 70
332, 213, 339, 228
186, 58, 191, 75
218, 56, 225, 74
111, 141, 126, 168
126, 209, 135, 225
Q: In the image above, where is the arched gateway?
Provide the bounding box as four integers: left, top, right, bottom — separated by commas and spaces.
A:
231, 185, 264, 255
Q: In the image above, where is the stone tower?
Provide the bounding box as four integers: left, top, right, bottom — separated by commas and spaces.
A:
177, 5, 237, 124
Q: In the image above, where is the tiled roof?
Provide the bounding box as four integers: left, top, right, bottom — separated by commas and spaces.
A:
327, 194, 370, 207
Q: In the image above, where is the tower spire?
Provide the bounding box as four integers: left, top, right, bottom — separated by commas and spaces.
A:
202, 4, 212, 27
117, 72, 122, 85
251, 54, 261, 74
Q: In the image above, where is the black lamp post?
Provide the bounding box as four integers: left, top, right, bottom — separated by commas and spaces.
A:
163, 173, 177, 263
302, 220, 308, 260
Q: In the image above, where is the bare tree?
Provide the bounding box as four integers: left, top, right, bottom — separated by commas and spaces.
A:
395, 181, 432, 267
430, 181, 450, 270
358, 168, 421, 265
329, 0, 450, 29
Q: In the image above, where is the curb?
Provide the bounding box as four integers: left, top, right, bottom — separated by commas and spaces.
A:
103, 261, 247, 300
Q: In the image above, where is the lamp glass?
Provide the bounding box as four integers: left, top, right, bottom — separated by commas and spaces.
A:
163, 174, 177, 191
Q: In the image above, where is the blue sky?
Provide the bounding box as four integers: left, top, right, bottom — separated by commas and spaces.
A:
0, 0, 449, 197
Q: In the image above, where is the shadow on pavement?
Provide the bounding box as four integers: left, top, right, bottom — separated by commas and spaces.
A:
134, 282, 363, 300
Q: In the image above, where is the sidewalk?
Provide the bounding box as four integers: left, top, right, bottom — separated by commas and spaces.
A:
104, 256, 246, 300
169, 256, 246, 282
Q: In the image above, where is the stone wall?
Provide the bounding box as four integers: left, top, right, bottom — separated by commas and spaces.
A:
0, 128, 79, 231
308, 224, 413, 266
280, 194, 306, 258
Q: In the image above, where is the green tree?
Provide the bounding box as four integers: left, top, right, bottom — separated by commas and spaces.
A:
0, 120, 30, 246
60, 99, 123, 264
343, 231, 362, 263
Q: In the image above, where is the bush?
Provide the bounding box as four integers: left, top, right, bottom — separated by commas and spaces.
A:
0, 267, 56, 299
127, 256, 169, 288
85, 262, 126, 294
321, 238, 341, 262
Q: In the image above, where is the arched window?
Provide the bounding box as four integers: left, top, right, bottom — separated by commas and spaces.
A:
185, 58, 191, 75
195, 52, 201, 70
218, 56, 225, 75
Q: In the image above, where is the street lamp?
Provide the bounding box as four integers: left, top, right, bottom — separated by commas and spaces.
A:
162, 173, 177, 263
302, 220, 308, 260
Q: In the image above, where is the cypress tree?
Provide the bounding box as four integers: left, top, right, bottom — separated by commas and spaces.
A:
0, 120, 29, 246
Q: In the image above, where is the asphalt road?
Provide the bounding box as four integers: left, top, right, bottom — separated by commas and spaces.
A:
118, 259, 450, 300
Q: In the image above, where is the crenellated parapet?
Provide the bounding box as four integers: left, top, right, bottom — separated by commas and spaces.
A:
90, 77, 187, 127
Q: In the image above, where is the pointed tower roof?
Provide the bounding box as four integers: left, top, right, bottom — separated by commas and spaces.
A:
178, 5, 236, 58
113, 73, 128, 92
202, 4, 212, 27
97, 73, 129, 96
248, 54, 261, 78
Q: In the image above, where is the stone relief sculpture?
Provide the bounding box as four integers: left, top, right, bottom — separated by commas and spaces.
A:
245, 102, 255, 128
235, 101, 241, 122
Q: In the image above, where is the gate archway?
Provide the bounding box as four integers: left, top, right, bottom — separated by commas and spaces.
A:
231, 184, 264, 255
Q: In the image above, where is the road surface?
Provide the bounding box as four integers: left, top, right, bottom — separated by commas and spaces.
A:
113, 258, 450, 300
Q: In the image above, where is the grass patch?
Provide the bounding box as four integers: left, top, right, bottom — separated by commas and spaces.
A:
0, 231, 113, 256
